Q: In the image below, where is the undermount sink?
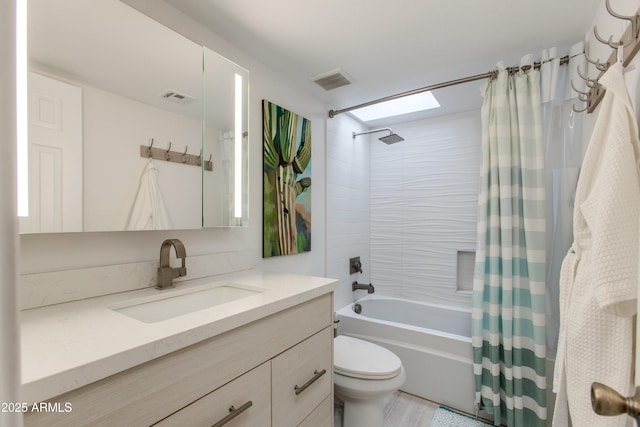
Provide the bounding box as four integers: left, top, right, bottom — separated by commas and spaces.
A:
110, 282, 266, 323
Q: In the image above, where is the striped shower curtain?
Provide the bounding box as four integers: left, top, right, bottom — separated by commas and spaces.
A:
472, 68, 547, 426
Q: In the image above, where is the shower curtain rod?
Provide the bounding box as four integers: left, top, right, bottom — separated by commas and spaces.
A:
328, 55, 571, 118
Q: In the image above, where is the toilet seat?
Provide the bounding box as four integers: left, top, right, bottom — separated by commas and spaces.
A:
334, 335, 402, 380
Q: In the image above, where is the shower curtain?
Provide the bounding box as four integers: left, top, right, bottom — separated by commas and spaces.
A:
472, 62, 547, 427
540, 44, 586, 354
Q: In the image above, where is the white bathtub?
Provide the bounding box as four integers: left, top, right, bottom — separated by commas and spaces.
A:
335, 295, 476, 415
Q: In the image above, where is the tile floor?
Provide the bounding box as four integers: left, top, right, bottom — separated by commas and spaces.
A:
334, 391, 439, 427
383, 391, 438, 426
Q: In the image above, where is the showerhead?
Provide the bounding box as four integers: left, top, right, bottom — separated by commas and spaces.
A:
378, 133, 404, 144
352, 128, 404, 144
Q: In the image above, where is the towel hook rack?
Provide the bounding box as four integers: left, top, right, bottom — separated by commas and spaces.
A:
605, 0, 640, 39
140, 138, 213, 171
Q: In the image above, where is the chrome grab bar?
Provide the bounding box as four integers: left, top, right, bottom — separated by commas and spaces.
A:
211, 400, 253, 427
294, 369, 327, 396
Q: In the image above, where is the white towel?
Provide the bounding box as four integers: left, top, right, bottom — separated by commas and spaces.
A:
126, 159, 173, 230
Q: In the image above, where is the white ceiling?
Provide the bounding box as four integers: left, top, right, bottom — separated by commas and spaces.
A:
165, 0, 602, 125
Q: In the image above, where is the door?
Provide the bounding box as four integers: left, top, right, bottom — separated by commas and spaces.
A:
20, 72, 82, 233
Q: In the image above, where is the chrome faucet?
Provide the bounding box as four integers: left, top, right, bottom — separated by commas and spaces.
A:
352, 281, 375, 294
157, 239, 187, 289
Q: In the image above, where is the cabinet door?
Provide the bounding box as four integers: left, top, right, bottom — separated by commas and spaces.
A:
272, 327, 333, 426
154, 362, 270, 427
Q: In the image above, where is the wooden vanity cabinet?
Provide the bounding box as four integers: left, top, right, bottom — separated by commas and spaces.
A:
24, 293, 334, 427
272, 327, 333, 426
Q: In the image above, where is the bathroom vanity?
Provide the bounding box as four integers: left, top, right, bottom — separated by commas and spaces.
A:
20, 272, 337, 426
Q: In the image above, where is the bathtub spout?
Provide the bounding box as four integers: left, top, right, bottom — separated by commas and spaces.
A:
352, 281, 375, 294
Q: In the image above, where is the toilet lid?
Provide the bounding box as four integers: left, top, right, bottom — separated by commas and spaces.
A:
334, 335, 402, 380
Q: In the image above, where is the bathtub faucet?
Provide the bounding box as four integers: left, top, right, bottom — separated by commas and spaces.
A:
352, 281, 375, 294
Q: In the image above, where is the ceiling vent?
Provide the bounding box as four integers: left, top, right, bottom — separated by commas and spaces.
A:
159, 89, 195, 106
312, 68, 352, 91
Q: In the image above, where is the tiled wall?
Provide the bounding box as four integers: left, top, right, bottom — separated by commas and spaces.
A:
326, 110, 482, 311
370, 110, 481, 309
326, 114, 371, 310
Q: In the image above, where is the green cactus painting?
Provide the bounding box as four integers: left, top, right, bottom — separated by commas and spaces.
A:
263, 100, 312, 258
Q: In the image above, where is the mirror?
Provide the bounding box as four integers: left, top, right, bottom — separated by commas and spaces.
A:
21, 0, 249, 233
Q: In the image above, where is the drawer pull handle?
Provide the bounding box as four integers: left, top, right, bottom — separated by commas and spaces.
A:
294, 369, 327, 396
211, 400, 253, 427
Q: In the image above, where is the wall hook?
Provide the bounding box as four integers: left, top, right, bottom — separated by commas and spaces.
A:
147, 138, 154, 158
196, 149, 202, 166
570, 80, 589, 96
594, 26, 624, 49
576, 65, 599, 88
572, 102, 588, 113
182, 146, 188, 163
605, 0, 640, 39
165, 142, 172, 161
584, 49, 609, 71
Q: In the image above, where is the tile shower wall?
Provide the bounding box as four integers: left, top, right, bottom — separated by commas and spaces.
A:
370, 110, 481, 309
326, 114, 371, 310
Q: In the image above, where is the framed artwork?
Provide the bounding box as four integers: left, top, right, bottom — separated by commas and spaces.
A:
262, 100, 312, 257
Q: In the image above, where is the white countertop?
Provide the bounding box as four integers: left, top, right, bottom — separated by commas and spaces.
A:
20, 270, 338, 403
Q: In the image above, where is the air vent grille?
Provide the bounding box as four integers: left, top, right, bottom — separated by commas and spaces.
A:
312, 69, 352, 91
159, 89, 195, 106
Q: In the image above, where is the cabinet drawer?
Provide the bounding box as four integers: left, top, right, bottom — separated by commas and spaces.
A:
298, 395, 333, 427
272, 327, 332, 426
154, 362, 271, 427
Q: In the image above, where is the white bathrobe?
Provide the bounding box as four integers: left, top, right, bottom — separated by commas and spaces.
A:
552, 62, 640, 426
126, 159, 173, 230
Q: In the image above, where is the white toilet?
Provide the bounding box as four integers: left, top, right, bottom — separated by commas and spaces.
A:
334, 335, 406, 427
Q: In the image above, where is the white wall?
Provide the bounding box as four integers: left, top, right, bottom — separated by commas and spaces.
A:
20, 1, 327, 288
1, 0, 22, 424
326, 114, 371, 310
82, 83, 204, 231
370, 110, 482, 308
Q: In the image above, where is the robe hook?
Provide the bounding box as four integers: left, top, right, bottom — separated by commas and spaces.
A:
594, 26, 624, 49
182, 145, 188, 163
605, 0, 640, 38
147, 138, 154, 158
196, 149, 202, 166
572, 102, 588, 113
208, 153, 212, 163
165, 142, 172, 161
570, 80, 589, 96
584, 49, 609, 72
576, 65, 599, 88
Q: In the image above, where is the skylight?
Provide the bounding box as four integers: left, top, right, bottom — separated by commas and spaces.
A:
349, 91, 440, 122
